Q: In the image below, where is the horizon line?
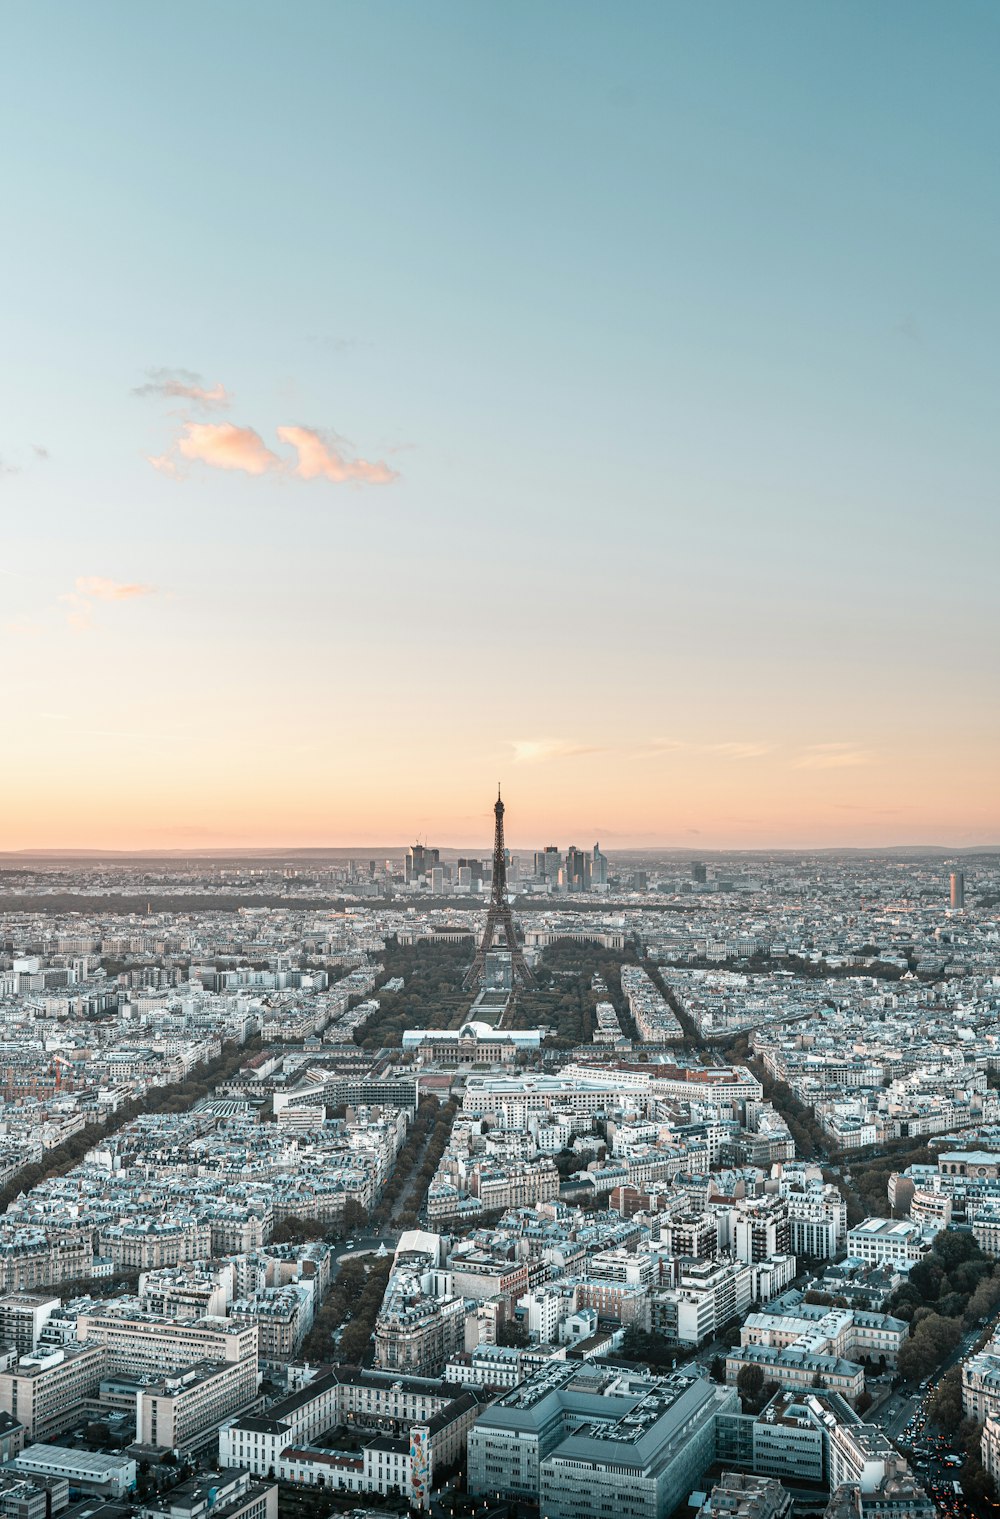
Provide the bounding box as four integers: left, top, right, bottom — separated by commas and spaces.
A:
0, 842, 996, 858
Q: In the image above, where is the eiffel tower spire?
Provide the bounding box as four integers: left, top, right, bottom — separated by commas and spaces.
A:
463, 786, 533, 989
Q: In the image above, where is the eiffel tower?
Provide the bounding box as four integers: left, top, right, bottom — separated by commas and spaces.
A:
464, 786, 534, 989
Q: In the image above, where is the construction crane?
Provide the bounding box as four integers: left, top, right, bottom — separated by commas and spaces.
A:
51, 1053, 73, 1091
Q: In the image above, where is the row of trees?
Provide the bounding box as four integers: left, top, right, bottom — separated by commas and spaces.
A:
748, 1065, 827, 1160
300, 1252, 394, 1365
890, 1231, 1000, 1382
894, 1228, 999, 1324
393, 1098, 460, 1230
0, 893, 337, 914
640, 961, 702, 1049
897, 1311, 962, 1382
371, 1096, 458, 1229
0, 1036, 262, 1213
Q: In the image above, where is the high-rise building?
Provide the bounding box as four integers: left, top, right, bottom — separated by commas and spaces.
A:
405, 844, 440, 884
691, 861, 707, 883
533, 845, 561, 883
950, 871, 965, 909
0, 1297, 58, 1356
591, 843, 608, 887
456, 857, 483, 890
565, 846, 587, 891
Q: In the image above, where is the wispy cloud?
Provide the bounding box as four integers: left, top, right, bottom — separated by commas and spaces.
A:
148, 453, 181, 478
793, 743, 872, 770
634, 738, 773, 761
0, 458, 20, 477
635, 739, 686, 757
75, 577, 154, 602
510, 739, 602, 764
277, 425, 398, 485
32, 445, 49, 461
706, 741, 773, 759
134, 367, 231, 410
61, 577, 155, 632
177, 422, 281, 476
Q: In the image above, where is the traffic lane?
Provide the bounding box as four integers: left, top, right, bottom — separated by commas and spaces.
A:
331, 1230, 399, 1260
871, 1391, 922, 1441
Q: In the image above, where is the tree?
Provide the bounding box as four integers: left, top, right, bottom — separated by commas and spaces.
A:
497, 1319, 529, 1349
929, 1366, 964, 1436
964, 1267, 1000, 1327
342, 1198, 367, 1232
270, 1215, 328, 1243
897, 1312, 961, 1383
737, 1363, 765, 1401
620, 1326, 676, 1368
709, 1356, 725, 1383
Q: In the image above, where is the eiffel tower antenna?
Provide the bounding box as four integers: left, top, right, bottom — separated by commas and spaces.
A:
464, 785, 533, 989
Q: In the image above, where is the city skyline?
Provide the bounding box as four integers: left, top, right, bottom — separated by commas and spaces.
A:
2, 2, 997, 850
1, 6, 998, 1510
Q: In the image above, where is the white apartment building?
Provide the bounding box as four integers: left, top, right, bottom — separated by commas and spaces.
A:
76, 1307, 257, 1375
827, 1420, 910, 1493
845, 1218, 930, 1266
650, 1258, 753, 1346
518, 1289, 562, 1345
787, 1197, 846, 1259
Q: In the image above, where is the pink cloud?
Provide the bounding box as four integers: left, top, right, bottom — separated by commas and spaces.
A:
276, 425, 399, 485
75, 577, 154, 601
60, 593, 94, 633
147, 415, 401, 487
177, 422, 280, 476
134, 369, 231, 409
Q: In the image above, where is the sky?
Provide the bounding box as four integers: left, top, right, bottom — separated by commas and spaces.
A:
1, 1, 997, 852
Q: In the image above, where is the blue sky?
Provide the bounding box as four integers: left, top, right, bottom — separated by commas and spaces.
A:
1, 2, 997, 848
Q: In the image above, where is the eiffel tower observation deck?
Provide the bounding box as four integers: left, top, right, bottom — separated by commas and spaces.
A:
463, 786, 534, 991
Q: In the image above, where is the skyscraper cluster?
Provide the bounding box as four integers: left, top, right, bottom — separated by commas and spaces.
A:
533, 842, 608, 892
